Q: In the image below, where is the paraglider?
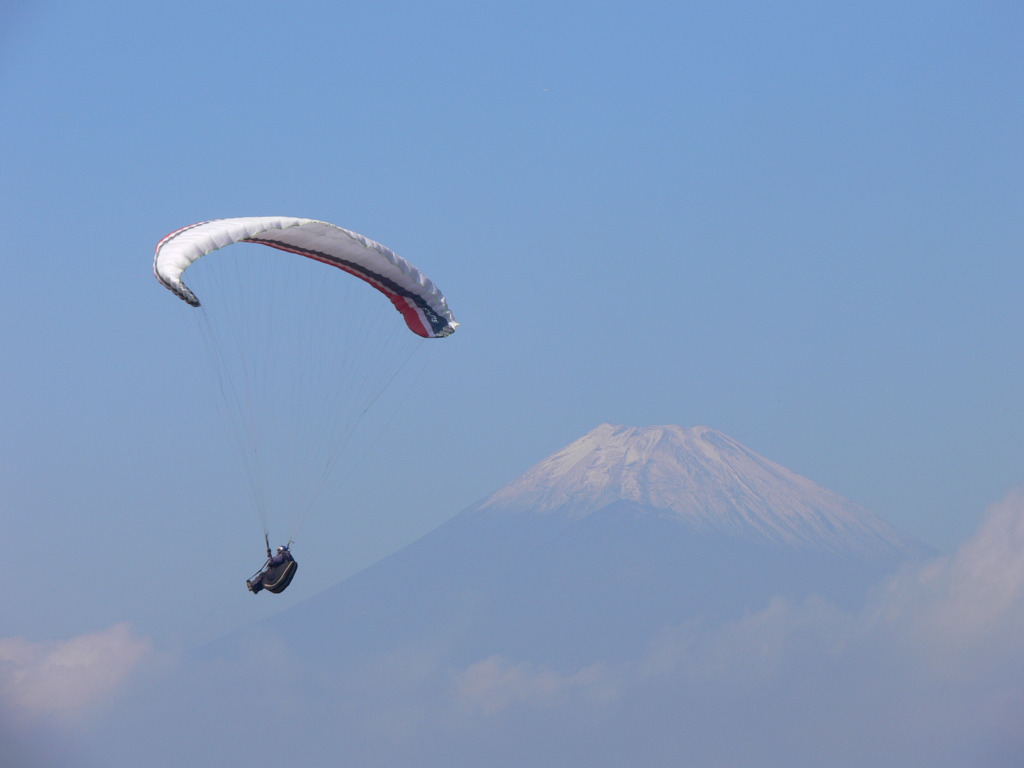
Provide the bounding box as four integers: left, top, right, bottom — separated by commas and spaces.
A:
153, 217, 458, 594
247, 542, 297, 595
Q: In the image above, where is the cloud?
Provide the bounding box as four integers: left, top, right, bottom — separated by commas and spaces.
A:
0, 622, 152, 724
452, 655, 614, 714
640, 489, 1024, 765
69, 492, 1024, 768
643, 487, 1024, 672
433, 491, 1024, 767
871, 488, 1024, 661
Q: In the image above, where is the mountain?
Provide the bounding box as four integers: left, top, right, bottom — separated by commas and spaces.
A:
153, 424, 941, 768
237, 424, 931, 669
472, 423, 928, 557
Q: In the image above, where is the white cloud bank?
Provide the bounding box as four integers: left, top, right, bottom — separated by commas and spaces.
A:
437, 490, 1024, 767
0, 622, 151, 724
60, 491, 1024, 768
876, 487, 1024, 659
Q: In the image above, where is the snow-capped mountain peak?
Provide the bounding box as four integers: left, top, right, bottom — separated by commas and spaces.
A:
472, 423, 927, 557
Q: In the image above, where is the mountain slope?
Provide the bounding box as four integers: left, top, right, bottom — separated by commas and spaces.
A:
246, 424, 931, 669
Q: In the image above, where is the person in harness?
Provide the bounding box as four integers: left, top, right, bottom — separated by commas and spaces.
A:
247, 543, 298, 595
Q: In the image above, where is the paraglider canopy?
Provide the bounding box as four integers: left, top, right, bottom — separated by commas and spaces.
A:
154, 216, 458, 338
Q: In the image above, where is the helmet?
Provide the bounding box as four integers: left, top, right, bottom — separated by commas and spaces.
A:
277, 545, 287, 552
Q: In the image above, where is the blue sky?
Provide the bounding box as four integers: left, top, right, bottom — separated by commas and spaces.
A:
2, 0, 1022, 650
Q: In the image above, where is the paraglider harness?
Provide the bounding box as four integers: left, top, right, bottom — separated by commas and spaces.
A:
247, 534, 297, 594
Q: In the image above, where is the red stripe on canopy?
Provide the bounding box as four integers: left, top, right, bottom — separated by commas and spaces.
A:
250, 239, 434, 338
